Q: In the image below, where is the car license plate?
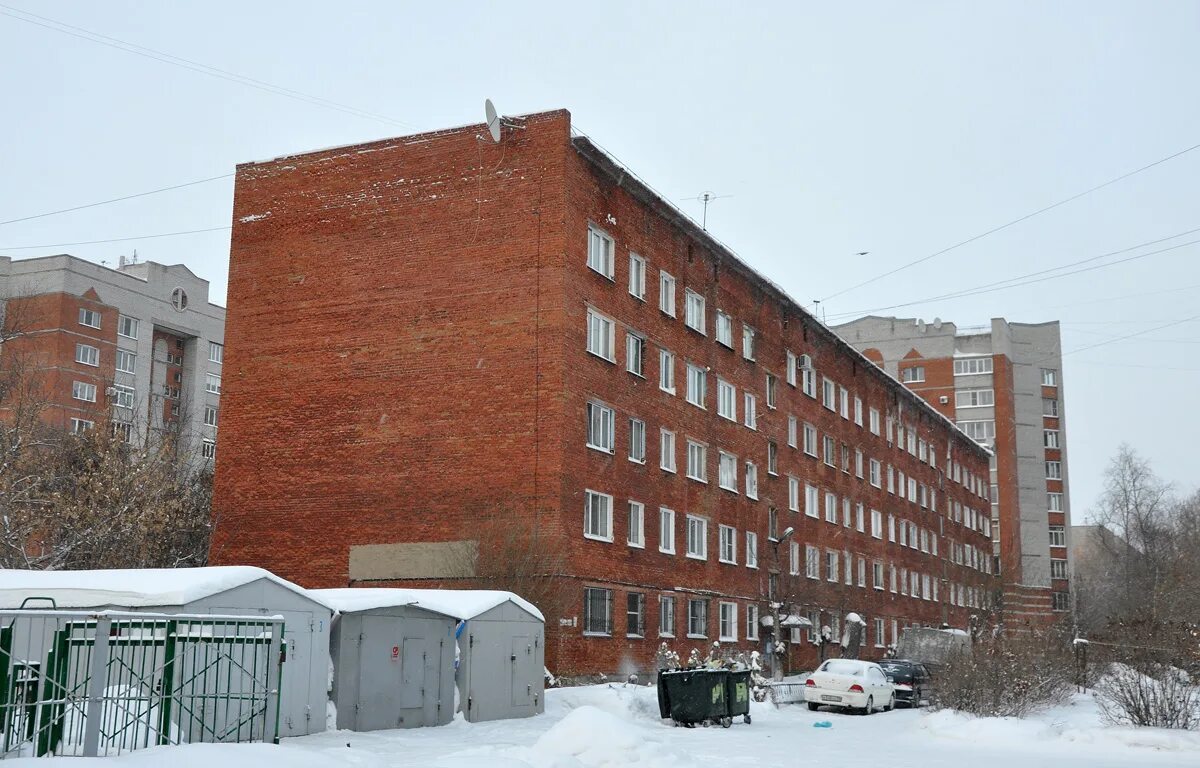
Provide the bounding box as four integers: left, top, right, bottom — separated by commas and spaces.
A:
820, 695, 842, 702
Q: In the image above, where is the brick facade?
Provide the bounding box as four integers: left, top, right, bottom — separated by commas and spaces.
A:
211, 110, 996, 676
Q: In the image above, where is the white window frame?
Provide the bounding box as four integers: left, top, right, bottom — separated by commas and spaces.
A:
659, 271, 676, 316
1041, 368, 1058, 387
583, 489, 613, 542
72, 380, 96, 403
113, 384, 135, 410
686, 440, 708, 483
587, 225, 615, 279
204, 405, 218, 428
119, 314, 140, 338
628, 501, 645, 548
717, 379, 737, 421
805, 484, 819, 519
1044, 429, 1061, 449
78, 307, 101, 329
869, 407, 881, 435
629, 418, 646, 463
586, 401, 615, 453
685, 515, 708, 560
719, 601, 738, 642
659, 595, 675, 637
953, 357, 993, 376
686, 363, 707, 409
822, 377, 836, 410
788, 476, 801, 512
628, 253, 646, 299
718, 451, 738, 492
901, 366, 925, 383
746, 605, 759, 640
955, 388, 995, 408
626, 332, 645, 377
660, 429, 677, 473
659, 348, 675, 394
742, 325, 756, 361
75, 343, 99, 367
715, 311, 733, 348
115, 350, 136, 374
208, 340, 222, 363
743, 392, 757, 430
746, 531, 758, 569
660, 508, 676, 553
745, 461, 758, 500
586, 309, 616, 362
70, 417, 94, 434
719, 524, 737, 564
684, 289, 706, 335
206, 373, 222, 395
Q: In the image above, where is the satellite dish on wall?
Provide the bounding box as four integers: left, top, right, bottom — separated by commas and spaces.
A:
484, 99, 501, 143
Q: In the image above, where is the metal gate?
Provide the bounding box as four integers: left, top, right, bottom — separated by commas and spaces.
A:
0, 609, 284, 758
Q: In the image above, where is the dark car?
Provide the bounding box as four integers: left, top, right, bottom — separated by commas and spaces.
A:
877, 659, 932, 708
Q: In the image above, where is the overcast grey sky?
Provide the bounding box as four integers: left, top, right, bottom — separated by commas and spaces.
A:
2, 1, 1197, 516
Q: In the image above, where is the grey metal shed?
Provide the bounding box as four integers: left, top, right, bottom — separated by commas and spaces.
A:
313, 588, 545, 725
0, 567, 332, 738
314, 590, 457, 731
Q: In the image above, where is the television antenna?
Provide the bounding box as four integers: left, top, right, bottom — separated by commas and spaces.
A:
680, 191, 733, 231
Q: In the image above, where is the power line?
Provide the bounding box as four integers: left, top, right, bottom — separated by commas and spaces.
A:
819, 141, 1200, 303
1058, 314, 1200, 360
0, 173, 233, 228
825, 227, 1200, 321
0, 4, 416, 130
0, 226, 230, 251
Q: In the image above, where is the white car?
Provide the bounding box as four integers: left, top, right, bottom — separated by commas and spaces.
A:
803, 659, 896, 714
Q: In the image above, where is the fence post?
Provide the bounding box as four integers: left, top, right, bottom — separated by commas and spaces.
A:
81, 615, 112, 758
262, 620, 284, 744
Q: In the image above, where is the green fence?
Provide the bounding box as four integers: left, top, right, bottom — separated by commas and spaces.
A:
0, 610, 284, 758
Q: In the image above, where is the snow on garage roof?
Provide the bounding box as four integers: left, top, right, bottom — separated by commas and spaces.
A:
311, 588, 544, 622
0, 566, 318, 610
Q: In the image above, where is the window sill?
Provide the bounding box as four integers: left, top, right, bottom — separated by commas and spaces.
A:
658, 632, 675, 639
719, 485, 738, 494
661, 467, 676, 474
586, 444, 616, 456
686, 476, 708, 484
685, 553, 707, 561
629, 457, 646, 465
627, 370, 646, 379
584, 533, 614, 544
719, 558, 736, 566
587, 350, 616, 364
582, 632, 611, 638
719, 636, 737, 643
659, 549, 675, 556
660, 387, 676, 396
686, 634, 707, 640
626, 633, 644, 639
747, 564, 758, 570
627, 542, 645, 549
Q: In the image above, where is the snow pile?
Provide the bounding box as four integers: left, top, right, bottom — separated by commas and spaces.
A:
920, 692, 1200, 754
311, 587, 542, 621
0, 567, 312, 609
523, 705, 684, 767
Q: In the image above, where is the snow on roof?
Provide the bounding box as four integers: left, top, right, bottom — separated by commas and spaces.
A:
0, 567, 317, 610
311, 588, 544, 622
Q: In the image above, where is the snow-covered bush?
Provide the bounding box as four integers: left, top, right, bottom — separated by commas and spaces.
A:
933, 631, 1072, 717
1096, 663, 1200, 729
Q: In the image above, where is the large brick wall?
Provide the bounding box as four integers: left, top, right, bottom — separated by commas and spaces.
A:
211, 112, 575, 585
211, 110, 997, 675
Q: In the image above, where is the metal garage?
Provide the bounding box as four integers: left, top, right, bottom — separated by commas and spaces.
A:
313, 588, 545, 726
0, 567, 332, 739
315, 590, 458, 731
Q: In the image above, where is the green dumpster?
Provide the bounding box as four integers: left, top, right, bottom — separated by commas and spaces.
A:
657, 670, 730, 727
726, 669, 752, 725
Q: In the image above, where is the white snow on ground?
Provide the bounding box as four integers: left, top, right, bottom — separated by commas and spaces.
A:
9, 685, 1199, 767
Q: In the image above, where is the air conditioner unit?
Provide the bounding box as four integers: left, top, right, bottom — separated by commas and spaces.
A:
799, 354, 813, 370
939, 396, 949, 404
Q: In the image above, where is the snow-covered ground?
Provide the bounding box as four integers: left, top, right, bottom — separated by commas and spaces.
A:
11, 684, 1200, 767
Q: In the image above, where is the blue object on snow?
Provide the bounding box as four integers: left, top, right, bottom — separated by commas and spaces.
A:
813, 721, 833, 728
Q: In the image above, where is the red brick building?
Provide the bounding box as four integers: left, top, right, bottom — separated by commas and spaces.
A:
834, 316, 1073, 625
0, 254, 225, 462
211, 109, 996, 675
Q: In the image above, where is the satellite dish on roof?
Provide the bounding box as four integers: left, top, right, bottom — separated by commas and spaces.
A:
484, 99, 501, 143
